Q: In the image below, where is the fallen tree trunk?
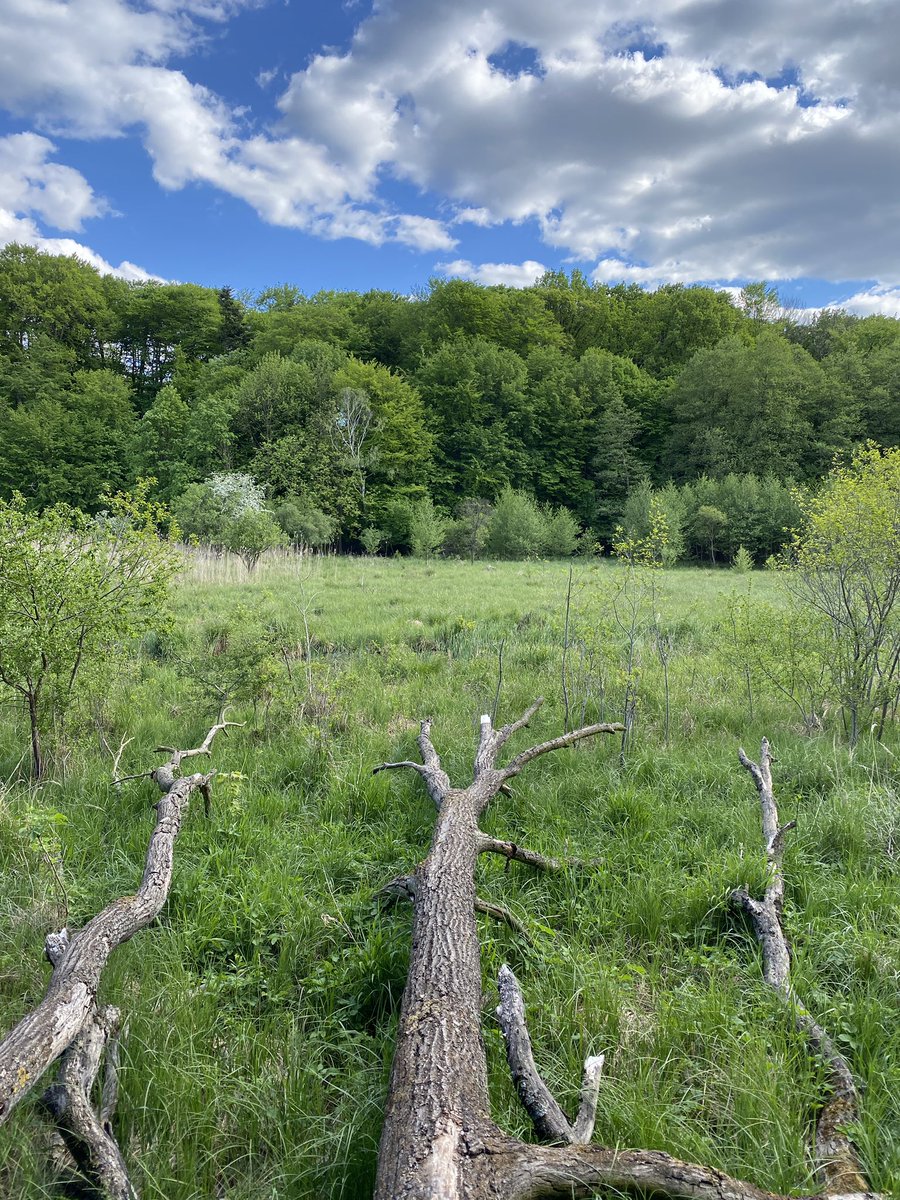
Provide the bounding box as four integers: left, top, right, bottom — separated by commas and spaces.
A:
372, 707, 879, 1200
0, 719, 238, 1197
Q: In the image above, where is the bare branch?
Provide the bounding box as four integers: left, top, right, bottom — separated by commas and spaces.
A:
496, 965, 581, 1144
496, 966, 603, 1146
476, 834, 565, 873
502, 721, 624, 779
735, 738, 873, 1196
495, 697, 546, 748
494, 1144, 790, 1200
373, 718, 451, 806
39, 1005, 136, 1200
0, 721, 236, 1123
474, 899, 529, 939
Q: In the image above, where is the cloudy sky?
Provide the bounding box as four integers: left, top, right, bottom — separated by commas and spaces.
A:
1, 0, 898, 311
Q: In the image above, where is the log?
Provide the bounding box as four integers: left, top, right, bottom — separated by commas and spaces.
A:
372, 707, 880, 1200
735, 740, 874, 1197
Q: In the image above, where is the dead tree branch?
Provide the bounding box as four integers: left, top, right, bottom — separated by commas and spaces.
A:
0, 719, 238, 1198
736, 739, 875, 1197
476, 834, 565, 873
373, 708, 881, 1200
39, 1004, 134, 1200
496, 964, 603, 1145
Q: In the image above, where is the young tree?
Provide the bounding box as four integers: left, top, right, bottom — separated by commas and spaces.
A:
174, 472, 285, 571
409, 498, 448, 559
443, 498, 494, 562
332, 386, 375, 517
0, 487, 174, 778
782, 442, 900, 745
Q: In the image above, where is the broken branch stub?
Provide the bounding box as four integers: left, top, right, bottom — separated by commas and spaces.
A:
736, 739, 876, 1198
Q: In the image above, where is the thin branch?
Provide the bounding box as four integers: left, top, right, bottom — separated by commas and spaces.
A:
502, 721, 624, 779
735, 739, 873, 1197
475, 899, 530, 940
496, 965, 602, 1145
476, 834, 565, 873
491, 639, 505, 726
495, 697, 546, 749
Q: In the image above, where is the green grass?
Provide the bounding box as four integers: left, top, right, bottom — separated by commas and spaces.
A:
0, 555, 897, 1197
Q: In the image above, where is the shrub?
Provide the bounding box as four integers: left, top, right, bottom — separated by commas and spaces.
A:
409, 499, 448, 559
484, 488, 545, 559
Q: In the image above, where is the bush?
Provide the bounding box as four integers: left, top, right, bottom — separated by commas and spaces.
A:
173, 472, 285, 570
782, 442, 900, 744
442, 498, 494, 562
484, 488, 545, 559
274, 500, 336, 548
409, 499, 447, 559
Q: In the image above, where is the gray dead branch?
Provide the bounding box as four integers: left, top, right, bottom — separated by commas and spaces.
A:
0, 719, 239, 1198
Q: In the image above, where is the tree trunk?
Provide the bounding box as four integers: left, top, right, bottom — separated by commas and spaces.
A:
373, 710, 879, 1200
28, 688, 43, 780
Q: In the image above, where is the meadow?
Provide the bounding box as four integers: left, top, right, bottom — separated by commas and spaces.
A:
0, 554, 897, 1198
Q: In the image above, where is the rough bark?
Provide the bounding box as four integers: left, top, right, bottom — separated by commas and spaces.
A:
373, 709, 880, 1200
0, 719, 238, 1195
735, 740, 874, 1198
39, 1002, 135, 1200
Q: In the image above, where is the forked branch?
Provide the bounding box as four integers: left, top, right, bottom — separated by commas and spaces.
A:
0, 719, 236, 1135
735, 739, 875, 1197
497, 964, 603, 1145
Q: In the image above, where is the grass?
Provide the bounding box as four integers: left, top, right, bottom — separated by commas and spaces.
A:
0, 554, 897, 1198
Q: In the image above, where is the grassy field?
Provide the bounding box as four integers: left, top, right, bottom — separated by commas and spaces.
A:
0, 554, 897, 1198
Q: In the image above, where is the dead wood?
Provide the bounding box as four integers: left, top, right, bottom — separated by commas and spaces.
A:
372, 705, 881, 1200
0, 719, 239, 1197
735, 739, 875, 1197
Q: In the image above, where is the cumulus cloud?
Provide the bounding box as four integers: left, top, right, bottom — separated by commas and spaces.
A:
2, 0, 900, 282
0, 208, 160, 281
436, 258, 547, 287
0, 133, 159, 279
274, 0, 900, 283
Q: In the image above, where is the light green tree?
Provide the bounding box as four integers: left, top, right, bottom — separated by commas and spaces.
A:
0, 486, 175, 777
782, 443, 900, 744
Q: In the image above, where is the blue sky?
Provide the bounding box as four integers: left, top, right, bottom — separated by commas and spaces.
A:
1, 0, 899, 315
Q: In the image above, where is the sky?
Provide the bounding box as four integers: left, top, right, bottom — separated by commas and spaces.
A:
1, 0, 899, 314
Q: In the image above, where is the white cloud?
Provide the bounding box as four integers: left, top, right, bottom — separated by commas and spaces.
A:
0, 133, 160, 280
1, 0, 900, 281
824, 286, 900, 318
272, 0, 900, 281
0, 133, 104, 230
0, 208, 161, 281
436, 258, 547, 287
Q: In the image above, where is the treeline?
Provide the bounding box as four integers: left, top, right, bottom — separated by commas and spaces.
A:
1, 243, 897, 561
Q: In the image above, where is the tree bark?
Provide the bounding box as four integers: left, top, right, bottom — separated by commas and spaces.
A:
735, 740, 873, 1197
0, 719, 239, 1196
373, 710, 880, 1200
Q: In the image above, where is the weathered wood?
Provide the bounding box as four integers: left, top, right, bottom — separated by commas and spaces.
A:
0, 720, 237, 1128
736, 740, 874, 1197
496, 964, 603, 1145
373, 711, 881, 1200
39, 1005, 136, 1200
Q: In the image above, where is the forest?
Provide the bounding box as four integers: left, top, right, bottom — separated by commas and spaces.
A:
1, 243, 899, 562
